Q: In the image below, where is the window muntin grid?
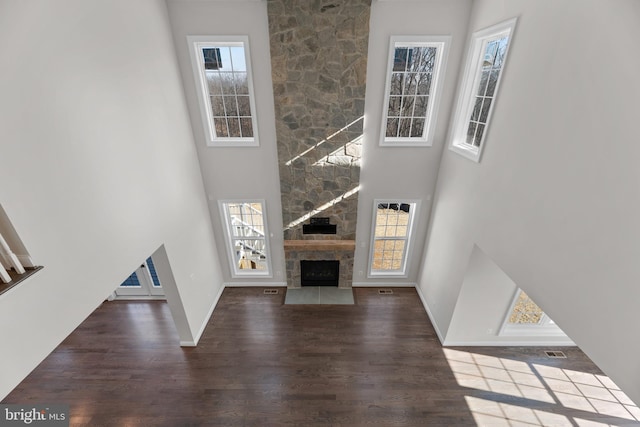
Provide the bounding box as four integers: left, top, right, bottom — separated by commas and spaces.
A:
189, 36, 258, 146
465, 35, 509, 147
381, 37, 449, 146
221, 202, 270, 275
370, 202, 415, 275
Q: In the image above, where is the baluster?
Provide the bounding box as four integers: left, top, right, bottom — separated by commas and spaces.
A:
0, 257, 11, 283
0, 231, 25, 275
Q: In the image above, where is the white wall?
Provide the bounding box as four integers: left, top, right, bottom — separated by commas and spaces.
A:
166, 0, 286, 285
0, 0, 224, 399
353, 0, 473, 285
446, 245, 573, 346
419, 0, 640, 404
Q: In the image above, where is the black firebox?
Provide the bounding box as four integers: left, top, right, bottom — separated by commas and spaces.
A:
300, 260, 339, 286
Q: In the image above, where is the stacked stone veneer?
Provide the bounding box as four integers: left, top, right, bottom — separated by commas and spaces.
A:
267, 0, 371, 287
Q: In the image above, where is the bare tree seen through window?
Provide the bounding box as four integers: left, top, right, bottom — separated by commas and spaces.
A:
386, 46, 436, 139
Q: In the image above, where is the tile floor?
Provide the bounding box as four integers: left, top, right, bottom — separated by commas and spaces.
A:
284, 286, 354, 304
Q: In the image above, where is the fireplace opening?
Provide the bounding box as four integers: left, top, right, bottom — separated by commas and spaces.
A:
300, 260, 339, 286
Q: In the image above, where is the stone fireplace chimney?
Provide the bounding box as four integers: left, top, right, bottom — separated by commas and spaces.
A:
267, 0, 371, 288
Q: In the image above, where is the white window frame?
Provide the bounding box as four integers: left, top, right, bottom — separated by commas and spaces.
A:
368, 199, 419, 278
188, 35, 259, 147
219, 200, 272, 278
380, 36, 450, 147
449, 18, 517, 162
499, 289, 568, 337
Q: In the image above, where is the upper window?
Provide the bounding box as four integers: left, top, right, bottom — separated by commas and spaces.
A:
188, 36, 259, 147
450, 18, 517, 162
220, 201, 271, 277
368, 200, 419, 277
381, 36, 450, 147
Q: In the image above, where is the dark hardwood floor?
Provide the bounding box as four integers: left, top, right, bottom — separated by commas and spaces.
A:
3, 288, 639, 426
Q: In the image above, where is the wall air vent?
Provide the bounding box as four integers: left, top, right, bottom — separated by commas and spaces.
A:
544, 350, 567, 359
263, 289, 279, 295
378, 289, 394, 295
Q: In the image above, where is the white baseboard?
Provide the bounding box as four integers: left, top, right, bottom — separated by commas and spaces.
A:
352, 282, 417, 287
414, 285, 446, 345
442, 339, 577, 347
181, 284, 226, 347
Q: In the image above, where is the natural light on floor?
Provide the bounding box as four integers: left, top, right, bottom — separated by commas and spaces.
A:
444, 349, 640, 426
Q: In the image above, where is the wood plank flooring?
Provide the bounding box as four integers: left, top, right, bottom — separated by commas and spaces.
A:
3, 287, 639, 426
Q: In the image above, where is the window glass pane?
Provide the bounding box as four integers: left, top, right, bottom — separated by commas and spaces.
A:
483, 40, 499, 67
509, 291, 544, 324
146, 257, 161, 288
229, 46, 247, 71
416, 74, 432, 95
474, 123, 485, 147
404, 73, 418, 95
410, 119, 424, 138
207, 74, 223, 95
234, 73, 249, 95
480, 98, 492, 123
220, 74, 235, 95
393, 47, 410, 71
401, 96, 415, 117
409, 46, 436, 73
478, 70, 490, 96
471, 97, 482, 122
227, 118, 241, 137
214, 118, 228, 137
119, 272, 140, 287
494, 37, 509, 67
413, 96, 428, 117
202, 48, 222, 70
216, 47, 233, 72
466, 122, 477, 145
386, 118, 398, 137
486, 69, 500, 96
223, 96, 238, 117
237, 96, 251, 117
398, 118, 411, 137
388, 96, 401, 117
211, 96, 225, 116
390, 73, 403, 95
240, 118, 253, 137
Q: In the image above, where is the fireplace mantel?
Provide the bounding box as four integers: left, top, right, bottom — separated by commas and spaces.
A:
284, 240, 356, 252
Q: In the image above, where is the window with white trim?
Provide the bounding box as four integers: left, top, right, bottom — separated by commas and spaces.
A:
220, 201, 271, 277
500, 289, 569, 338
381, 36, 450, 146
450, 18, 517, 162
188, 36, 259, 147
368, 201, 418, 276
